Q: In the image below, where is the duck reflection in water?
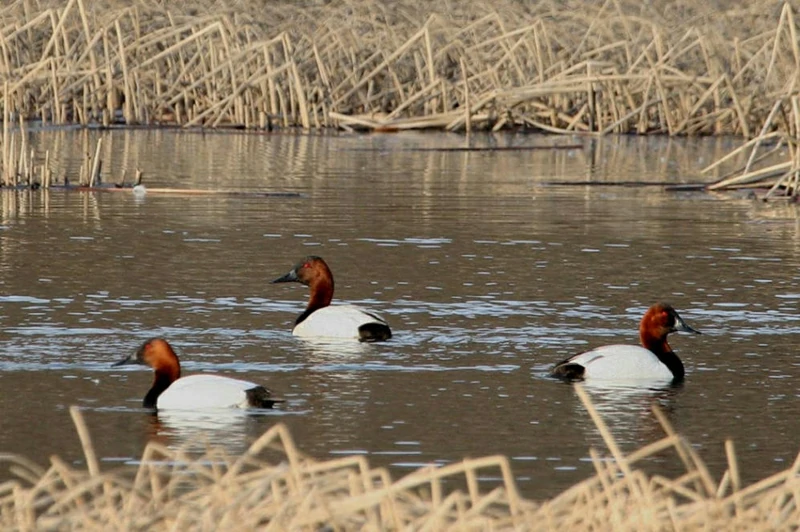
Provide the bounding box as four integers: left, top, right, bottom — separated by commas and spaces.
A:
143, 408, 284, 455
575, 379, 684, 449
289, 338, 377, 451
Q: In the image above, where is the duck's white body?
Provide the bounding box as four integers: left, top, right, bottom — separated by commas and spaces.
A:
562, 345, 674, 380
157, 375, 265, 410
294, 305, 388, 339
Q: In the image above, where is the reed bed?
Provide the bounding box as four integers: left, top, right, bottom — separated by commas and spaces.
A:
0, 0, 796, 135
1, 386, 798, 530
1, 0, 800, 195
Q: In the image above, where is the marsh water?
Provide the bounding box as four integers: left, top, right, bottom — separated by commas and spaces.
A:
1, 129, 799, 500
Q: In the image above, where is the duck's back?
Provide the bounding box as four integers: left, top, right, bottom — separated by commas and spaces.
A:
555, 344, 673, 380
294, 305, 391, 341
158, 375, 266, 410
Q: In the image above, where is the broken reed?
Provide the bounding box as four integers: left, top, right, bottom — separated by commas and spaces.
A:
0, 111, 52, 188
1, 388, 799, 530
704, 93, 800, 198
0, 115, 107, 189
0, 115, 152, 190
0, 0, 798, 136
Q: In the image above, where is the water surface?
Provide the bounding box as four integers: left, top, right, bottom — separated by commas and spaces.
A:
1, 130, 799, 500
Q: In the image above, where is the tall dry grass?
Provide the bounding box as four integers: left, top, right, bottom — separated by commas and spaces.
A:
0, 0, 796, 134
1, 0, 799, 192
1, 386, 798, 530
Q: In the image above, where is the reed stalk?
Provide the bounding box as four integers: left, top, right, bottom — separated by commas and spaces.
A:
88, 137, 101, 187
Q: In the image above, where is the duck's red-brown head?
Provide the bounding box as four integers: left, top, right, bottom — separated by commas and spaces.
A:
113, 338, 181, 408
638, 303, 700, 354
272, 256, 335, 310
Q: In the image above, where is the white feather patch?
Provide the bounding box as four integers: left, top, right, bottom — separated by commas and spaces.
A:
565, 344, 675, 380
157, 374, 260, 410
293, 305, 387, 340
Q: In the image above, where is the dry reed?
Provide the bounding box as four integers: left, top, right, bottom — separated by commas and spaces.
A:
1, 387, 798, 530
704, 93, 800, 198
1, 0, 799, 195
0, 0, 796, 135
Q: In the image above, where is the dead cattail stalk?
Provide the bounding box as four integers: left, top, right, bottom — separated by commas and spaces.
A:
88, 136, 102, 187
2, 80, 9, 185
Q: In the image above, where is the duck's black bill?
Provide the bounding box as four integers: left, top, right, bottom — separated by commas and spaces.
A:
112, 354, 135, 367
271, 270, 298, 284
675, 315, 701, 335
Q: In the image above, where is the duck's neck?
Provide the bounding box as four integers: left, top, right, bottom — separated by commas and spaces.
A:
143, 366, 180, 409
298, 278, 334, 325
641, 332, 684, 381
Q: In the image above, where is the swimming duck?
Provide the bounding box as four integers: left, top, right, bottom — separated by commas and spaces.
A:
272, 256, 392, 342
551, 303, 700, 382
113, 338, 282, 410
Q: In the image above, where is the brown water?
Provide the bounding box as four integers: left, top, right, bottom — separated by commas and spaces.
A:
1, 129, 799, 500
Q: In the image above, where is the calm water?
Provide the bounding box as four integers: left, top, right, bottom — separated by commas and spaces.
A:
1, 129, 799, 500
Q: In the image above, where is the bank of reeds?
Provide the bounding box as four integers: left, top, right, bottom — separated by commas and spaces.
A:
1, 386, 798, 530
0, 0, 797, 135
1, 0, 800, 195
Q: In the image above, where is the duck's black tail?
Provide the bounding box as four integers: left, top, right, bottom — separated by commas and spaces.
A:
245, 386, 284, 408
550, 362, 586, 381
358, 322, 392, 342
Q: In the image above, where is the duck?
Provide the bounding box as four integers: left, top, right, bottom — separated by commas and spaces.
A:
272, 255, 392, 342
113, 338, 282, 410
551, 303, 700, 382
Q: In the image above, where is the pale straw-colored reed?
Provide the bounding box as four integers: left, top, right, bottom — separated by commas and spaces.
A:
0, 0, 796, 135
